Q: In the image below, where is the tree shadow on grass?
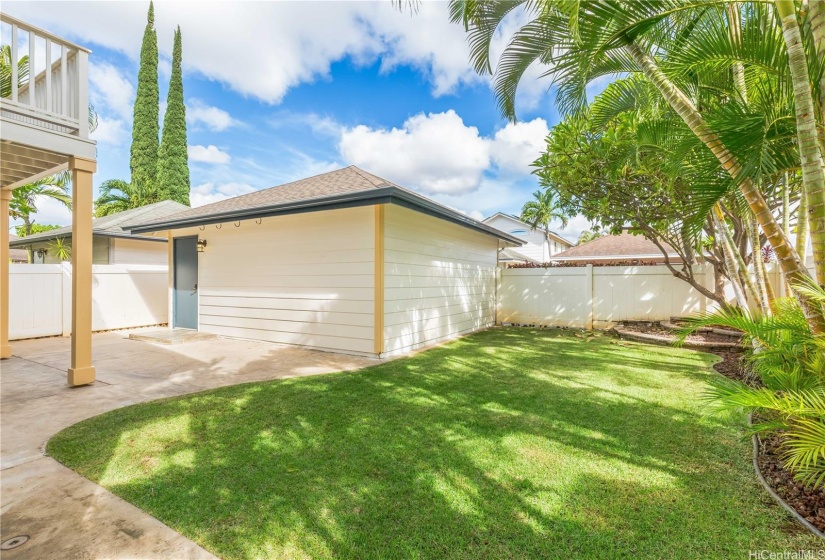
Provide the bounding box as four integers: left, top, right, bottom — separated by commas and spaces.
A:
47, 329, 806, 559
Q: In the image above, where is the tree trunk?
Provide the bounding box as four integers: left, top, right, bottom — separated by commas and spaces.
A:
798, 191, 810, 267
783, 171, 792, 294
714, 212, 750, 310
776, 0, 825, 285
808, 0, 825, 156
24, 218, 32, 263
750, 214, 772, 313
727, 3, 748, 103
623, 39, 824, 331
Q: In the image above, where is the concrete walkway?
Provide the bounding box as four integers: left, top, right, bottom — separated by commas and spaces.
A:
0, 330, 376, 559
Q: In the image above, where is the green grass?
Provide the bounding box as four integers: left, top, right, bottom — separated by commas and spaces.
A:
48, 329, 820, 559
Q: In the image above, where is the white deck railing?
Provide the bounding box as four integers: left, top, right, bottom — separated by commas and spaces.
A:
1, 13, 90, 138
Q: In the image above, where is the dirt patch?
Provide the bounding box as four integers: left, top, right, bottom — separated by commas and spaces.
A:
619, 321, 738, 344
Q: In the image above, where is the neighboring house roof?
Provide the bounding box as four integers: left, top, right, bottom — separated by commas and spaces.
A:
9, 200, 189, 248
128, 166, 524, 246
482, 212, 574, 247
8, 235, 29, 262
551, 231, 680, 261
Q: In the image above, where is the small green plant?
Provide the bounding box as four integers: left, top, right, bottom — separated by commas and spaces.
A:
678, 279, 825, 488
47, 238, 72, 262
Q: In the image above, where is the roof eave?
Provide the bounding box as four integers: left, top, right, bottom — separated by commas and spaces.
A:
9, 230, 169, 248
128, 187, 525, 246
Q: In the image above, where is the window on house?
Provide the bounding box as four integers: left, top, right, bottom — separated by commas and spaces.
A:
509, 229, 529, 237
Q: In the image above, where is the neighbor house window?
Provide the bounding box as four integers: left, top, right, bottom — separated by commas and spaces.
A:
509, 229, 529, 237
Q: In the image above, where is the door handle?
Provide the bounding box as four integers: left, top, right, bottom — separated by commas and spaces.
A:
192, 283, 198, 295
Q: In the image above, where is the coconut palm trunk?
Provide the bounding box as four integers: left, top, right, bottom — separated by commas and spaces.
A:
798, 191, 810, 266
775, 0, 825, 285
750, 214, 772, 312
713, 211, 750, 310
623, 40, 824, 331
809, 0, 825, 155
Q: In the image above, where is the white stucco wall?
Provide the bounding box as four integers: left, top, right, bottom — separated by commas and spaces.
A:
382, 205, 498, 356
176, 206, 377, 355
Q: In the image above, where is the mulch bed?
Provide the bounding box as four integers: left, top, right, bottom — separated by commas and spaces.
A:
756, 432, 825, 533
617, 322, 825, 535
619, 321, 738, 344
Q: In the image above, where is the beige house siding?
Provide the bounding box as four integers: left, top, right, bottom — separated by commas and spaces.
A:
180, 206, 376, 355
109, 237, 167, 265
29, 237, 110, 264
382, 205, 497, 356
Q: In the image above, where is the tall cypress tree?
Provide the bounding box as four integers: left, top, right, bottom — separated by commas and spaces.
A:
130, 2, 159, 195
158, 26, 190, 205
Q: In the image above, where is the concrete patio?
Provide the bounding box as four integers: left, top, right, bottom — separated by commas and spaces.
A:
0, 330, 377, 559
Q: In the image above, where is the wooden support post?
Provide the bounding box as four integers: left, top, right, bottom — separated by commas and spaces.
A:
1, 189, 12, 359
67, 157, 96, 386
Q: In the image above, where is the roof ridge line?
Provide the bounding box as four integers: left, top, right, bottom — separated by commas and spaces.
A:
347, 165, 389, 187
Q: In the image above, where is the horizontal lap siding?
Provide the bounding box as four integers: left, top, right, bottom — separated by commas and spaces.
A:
195, 207, 375, 355
383, 205, 497, 355
111, 237, 168, 265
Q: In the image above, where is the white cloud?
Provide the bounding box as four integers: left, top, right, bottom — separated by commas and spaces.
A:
556, 214, 594, 244
186, 99, 238, 131
2, 2, 492, 104
190, 182, 256, 208
89, 61, 135, 120
491, 119, 549, 174
87, 61, 133, 146
339, 111, 549, 195
21, 196, 73, 227
90, 115, 128, 146
340, 110, 490, 195
188, 145, 231, 165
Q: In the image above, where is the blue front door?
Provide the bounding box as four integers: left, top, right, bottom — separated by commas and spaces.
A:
173, 236, 198, 329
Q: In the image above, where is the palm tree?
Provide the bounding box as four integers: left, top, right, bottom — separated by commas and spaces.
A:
0, 44, 28, 98
577, 231, 603, 245
679, 277, 825, 487
9, 172, 72, 263
774, 0, 825, 283
94, 179, 161, 217
520, 189, 568, 261
448, 1, 824, 330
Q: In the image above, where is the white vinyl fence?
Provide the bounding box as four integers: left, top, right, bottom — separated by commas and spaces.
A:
497, 263, 789, 330
9, 264, 167, 340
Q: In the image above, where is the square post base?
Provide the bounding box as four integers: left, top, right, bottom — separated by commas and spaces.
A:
67, 366, 96, 386
0, 345, 11, 359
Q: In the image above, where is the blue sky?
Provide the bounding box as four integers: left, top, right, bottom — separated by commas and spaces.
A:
5, 1, 596, 240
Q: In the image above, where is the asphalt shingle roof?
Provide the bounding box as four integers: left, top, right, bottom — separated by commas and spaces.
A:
553, 231, 678, 259
126, 166, 524, 246
9, 200, 189, 247
134, 166, 397, 229
8, 235, 29, 262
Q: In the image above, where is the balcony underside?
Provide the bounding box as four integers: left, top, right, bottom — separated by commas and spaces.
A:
1, 116, 96, 189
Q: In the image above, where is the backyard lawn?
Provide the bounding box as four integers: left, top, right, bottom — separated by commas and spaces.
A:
48, 329, 819, 558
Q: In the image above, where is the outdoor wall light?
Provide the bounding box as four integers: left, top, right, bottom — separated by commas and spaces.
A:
197, 239, 207, 253
35, 249, 47, 259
